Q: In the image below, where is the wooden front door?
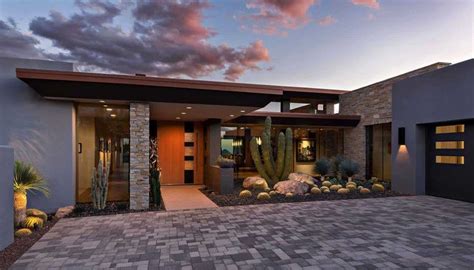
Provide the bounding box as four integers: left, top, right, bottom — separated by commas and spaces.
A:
158, 122, 185, 184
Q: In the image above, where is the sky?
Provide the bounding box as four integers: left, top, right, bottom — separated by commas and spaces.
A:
0, 0, 472, 90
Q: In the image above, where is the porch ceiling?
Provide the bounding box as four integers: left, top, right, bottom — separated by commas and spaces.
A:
226, 111, 361, 127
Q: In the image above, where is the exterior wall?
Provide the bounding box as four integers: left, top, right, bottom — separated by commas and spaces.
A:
0, 57, 75, 212
0, 146, 14, 251
392, 59, 474, 195
340, 63, 449, 178
129, 103, 150, 209
204, 119, 221, 187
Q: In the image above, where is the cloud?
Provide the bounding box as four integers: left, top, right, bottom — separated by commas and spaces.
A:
318, 15, 337, 26
0, 19, 43, 58
27, 0, 269, 81
351, 0, 380, 9
242, 0, 316, 35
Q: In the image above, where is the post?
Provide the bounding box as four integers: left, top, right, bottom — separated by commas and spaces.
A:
0, 146, 14, 250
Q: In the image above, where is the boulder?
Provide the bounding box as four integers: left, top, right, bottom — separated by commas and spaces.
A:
274, 180, 309, 195
360, 188, 371, 194
337, 188, 350, 194
243, 176, 265, 189
372, 183, 385, 192
55, 206, 74, 219
310, 187, 321, 194
288, 173, 316, 186
239, 190, 252, 198
257, 192, 271, 200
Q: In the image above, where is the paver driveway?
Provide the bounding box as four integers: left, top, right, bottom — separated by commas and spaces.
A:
12, 196, 474, 269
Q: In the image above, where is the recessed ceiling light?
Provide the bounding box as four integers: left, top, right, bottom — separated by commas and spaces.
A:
103, 104, 108, 108
106, 108, 113, 111
181, 112, 187, 115
99, 100, 105, 103
110, 114, 116, 118
229, 114, 234, 117
176, 116, 181, 120
186, 106, 192, 109
240, 110, 246, 113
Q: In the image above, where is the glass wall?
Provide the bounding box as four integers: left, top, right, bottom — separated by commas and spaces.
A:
76, 104, 130, 203
367, 123, 391, 180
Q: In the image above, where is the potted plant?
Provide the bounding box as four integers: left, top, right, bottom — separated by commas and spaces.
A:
13, 161, 49, 226
314, 158, 330, 181
340, 159, 360, 183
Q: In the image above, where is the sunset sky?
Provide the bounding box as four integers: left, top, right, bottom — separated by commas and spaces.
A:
0, 0, 472, 90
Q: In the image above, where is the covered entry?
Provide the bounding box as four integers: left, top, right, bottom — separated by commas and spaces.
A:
426, 121, 474, 202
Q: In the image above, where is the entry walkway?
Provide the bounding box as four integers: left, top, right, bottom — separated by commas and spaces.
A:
160, 185, 218, 211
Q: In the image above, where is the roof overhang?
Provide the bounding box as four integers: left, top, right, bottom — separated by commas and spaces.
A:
226, 112, 361, 127
16, 68, 346, 107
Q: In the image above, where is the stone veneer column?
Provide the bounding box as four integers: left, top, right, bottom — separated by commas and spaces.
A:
129, 103, 150, 210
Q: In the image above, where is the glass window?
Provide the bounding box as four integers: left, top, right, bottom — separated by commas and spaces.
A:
436, 124, 465, 134
368, 123, 391, 180
436, 156, 464, 165
436, 141, 464, 149
76, 104, 130, 203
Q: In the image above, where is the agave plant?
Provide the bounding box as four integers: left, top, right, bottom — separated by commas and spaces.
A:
13, 161, 49, 226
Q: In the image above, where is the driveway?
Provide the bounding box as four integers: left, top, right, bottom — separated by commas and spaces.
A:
12, 196, 474, 269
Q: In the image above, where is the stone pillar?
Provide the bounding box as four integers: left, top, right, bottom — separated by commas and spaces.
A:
0, 146, 14, 251
129, 103, 150, 210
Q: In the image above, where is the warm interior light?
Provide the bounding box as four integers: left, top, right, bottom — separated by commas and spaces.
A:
110, 114, 116, 117
181, 112, 187, 115
186, 106, 192, 109
240, 110, 246, 113
106, 108, 113, 111
176, 116, 181, 120
103, 104, 108, 108
99, 100, 105, 103
229, 114, 234, 117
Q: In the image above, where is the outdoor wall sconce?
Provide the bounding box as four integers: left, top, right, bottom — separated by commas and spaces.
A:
398, 127, 406, 145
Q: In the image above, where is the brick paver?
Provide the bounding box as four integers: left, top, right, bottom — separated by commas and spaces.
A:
12, 196, 474, 269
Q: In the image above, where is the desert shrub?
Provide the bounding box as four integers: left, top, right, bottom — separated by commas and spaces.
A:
330, 155, 344, 179
314, 158, 330, 179
22, 216, 44, 229
340, 159, 360, 179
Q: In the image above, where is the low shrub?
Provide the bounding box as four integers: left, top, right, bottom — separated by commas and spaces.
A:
22, 216, 44, 229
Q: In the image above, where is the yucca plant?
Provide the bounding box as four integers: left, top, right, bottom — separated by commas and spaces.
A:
13, 161, 50, 226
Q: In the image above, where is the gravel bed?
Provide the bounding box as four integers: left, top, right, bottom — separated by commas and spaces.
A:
0, 216, 58, 270
66, 202, 163, 218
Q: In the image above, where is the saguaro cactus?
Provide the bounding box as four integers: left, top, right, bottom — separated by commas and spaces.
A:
91, 160, 110, 210
250, 117, 293, 187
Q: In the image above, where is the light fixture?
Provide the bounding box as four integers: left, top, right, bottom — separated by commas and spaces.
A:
106, 108, 113, 112
99, 100, 105, 103
398, 127, 406, 145
181, 112, 187, 115
186, 106, 192, 109
256, 137, 262, 146
103, 104, 108, 108
240, 110, 246, 113
110, 114, 116, 118
229, 114, 234, 117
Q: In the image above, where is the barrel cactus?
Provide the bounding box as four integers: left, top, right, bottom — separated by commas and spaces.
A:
91, 160, 110, 210
250, 117, 293, 187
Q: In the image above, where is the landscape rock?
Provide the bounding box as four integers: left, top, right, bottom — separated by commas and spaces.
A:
310, 187, 321, 194
274, 180, 309, 195
360, 188, 371, 194
15, 228, 32, 237
254, 179, 269, 191
243, 176, 265, 189
269, 190, 277, 196
337, 188, 350, 194
257, 192, 271, 200
285, 192, 294, 198
372, 183, 385, 192
322, 181, 332, 187
288, 173, 316, 186
239, 190, 252, 198
55, 205, 74, 219
330, 185, 341, 192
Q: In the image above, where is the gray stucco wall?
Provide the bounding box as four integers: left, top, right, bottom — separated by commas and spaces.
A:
0, 57, 75, 212
392, 59, 474, 195
0, 146, 14, 251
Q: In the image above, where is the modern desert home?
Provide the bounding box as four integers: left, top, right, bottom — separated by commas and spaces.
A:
1, 57, 472, 213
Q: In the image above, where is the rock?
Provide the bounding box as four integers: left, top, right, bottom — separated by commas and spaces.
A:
310, 187, 321, 194
360, 188, 371, 194
257, 192, 271, 200
269, 190, 277, 196
372, 183, 385, 192
55, 205, 74, 219
323, 188, 331, 193
337, 188, 350, 194
243, 176, 265, 189
289, 173, 316, 186
15, 228, 32, 237
254, 179, 269, 190
320, 186, 329, 192
239, 190, 252, 198
346, 183, 357, 191
329, 185, 341, 192
274, 180, 309, 195
322, 181, 332, 187
26, 208, 48, 221
285, 192, 294, 198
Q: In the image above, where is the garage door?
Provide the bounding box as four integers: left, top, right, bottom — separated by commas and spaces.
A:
426, 121, 474, 202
